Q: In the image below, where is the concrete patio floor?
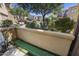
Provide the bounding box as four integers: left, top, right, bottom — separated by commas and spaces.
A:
2, 44, 28, 56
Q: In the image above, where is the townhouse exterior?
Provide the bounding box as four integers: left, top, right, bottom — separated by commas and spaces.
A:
64, 4, 79, 22
57, 4, 79, 23
28, 15, 43, 22
0, 3, 16, 26
27, 15, 43, 27
0, 3, 8, 24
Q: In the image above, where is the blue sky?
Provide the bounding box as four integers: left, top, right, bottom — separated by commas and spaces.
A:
64, 3, 77, 10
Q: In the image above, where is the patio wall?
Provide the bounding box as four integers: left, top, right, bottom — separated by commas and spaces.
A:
17, 28, 74, 56
0, 27, 17, 42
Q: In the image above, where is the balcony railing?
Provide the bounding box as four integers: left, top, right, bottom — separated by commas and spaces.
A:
0, 27, 75, 56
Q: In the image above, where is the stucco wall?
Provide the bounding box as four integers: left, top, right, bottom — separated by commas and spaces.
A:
17, 28, 74, 56
67, 5, 79, 22
0, 27, 17, 42
0, 4, 8, 15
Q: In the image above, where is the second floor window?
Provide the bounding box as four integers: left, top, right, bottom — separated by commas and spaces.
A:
71, 9, 76, 14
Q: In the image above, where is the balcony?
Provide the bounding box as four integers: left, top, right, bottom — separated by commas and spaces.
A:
0, 27, 75, 56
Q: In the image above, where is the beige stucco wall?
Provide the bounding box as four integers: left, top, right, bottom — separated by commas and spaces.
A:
0, 3, 16, 24
0, 27, 17, 42
67, 5, 79, 22
0, 4, 8, 23
0, 4, 8, 15
8, 13, 16, 24
17, 28, 74, 56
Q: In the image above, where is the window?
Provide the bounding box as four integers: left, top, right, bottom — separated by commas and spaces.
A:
71, 9, 76, 14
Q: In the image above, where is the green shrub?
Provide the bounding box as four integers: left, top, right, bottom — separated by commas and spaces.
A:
48, 20, 55, 31
2, 19, 13, 27
26, 21, 36, 28
30, 21, 36, 28
26, 22, 30, 28
55, 17, 75, 33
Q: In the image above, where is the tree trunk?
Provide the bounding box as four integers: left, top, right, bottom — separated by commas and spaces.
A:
42, 15, 46, 29
42, 14, 49, 30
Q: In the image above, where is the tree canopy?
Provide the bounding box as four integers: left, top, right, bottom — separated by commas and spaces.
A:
18, 3, 63, 29
18, 3, 63, 15
55, 17, 75, 33
9, 7, 28, 21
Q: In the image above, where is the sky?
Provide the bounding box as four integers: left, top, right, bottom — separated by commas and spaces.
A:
64, 3, 77, 10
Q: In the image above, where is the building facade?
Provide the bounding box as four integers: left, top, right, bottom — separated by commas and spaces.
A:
0, 4, 8, 20
64, 4, 79, 22
0, 3, 16, 26
28, 15, 43, 24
